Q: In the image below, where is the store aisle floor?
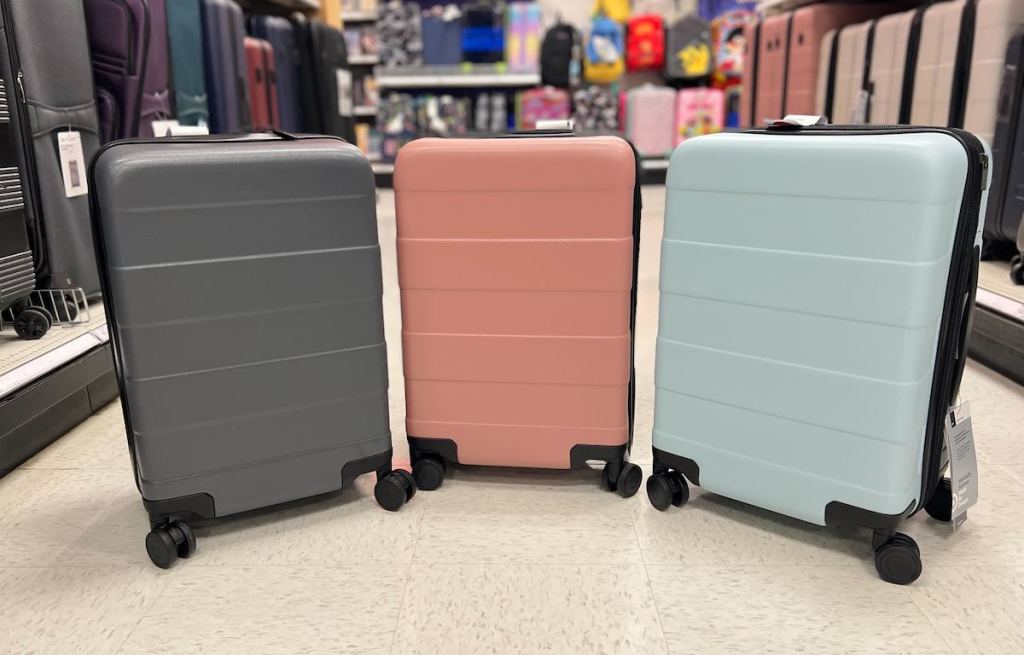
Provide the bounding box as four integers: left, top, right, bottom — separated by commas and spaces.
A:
2, 187, 1023, 654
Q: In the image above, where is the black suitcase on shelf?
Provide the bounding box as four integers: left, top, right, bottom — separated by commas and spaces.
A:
984, 28, 1024, 259
294, 18, 354, 142
0, 0, 101, 299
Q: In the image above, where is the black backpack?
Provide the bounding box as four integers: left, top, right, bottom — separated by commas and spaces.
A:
540, 22, 581, 88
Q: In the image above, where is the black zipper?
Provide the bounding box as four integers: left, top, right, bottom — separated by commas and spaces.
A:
752, 123, 987, 512
2, 0, 47, 278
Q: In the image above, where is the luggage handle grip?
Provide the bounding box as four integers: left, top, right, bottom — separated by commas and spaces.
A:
766, 115, 830, 130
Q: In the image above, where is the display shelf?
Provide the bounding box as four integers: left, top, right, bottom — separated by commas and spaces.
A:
349, 54, 380, 66
970, 260, 1024, 385
239, 0, 320, 12
341, 10, 378, 22
354, 105, 377, 117
376, 65, 541, 89
641, 158, 671, 171
372, 162, 394, 174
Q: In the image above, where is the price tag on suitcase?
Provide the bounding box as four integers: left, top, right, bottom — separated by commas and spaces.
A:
946, 402, 979, 531
57, 131, 88, 198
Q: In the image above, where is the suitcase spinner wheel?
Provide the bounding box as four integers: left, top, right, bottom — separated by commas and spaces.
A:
374, 469, 418, 512
872, 531, 921, 585
146, 520, 197, 569
1010, 255, 1024, 284
598, 460, 644, 498
11, 305, 51, 340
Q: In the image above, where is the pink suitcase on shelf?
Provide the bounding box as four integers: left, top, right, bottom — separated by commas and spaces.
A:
831, 20, 875, 124
394, 134, 644, 497
675, 88, 724, 146
785, 2, 910, 117
739, 19, 759, 128
755, 13, 791, 124
963, 0, 1024, 145
626, 85, 676, 157
910, 0, 972, 128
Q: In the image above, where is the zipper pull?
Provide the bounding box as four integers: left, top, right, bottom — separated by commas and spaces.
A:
980, 153, 989, 191
16, 71, 25, 104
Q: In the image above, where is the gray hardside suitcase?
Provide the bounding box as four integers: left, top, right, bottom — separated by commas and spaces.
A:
89, 133, 415, 569
3, 0, 101, 295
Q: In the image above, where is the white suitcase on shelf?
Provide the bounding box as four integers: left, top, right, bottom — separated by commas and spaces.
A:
867, 8, 925, 125
910, 0, 971, 128
831, 20, 874, 124
962, 0, 1024, 145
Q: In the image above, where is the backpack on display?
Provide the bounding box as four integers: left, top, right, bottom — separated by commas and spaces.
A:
506, 2, 543, 71
421, 4, 463, 66
591, 0, 630, 23
584, 16, 625, 84
712, 9, 756, 80
573, 84, 619, 131
665, 15, 713, 81
462, 3, 505, 64
627, 15, 666, 71
540, 21, 581, 88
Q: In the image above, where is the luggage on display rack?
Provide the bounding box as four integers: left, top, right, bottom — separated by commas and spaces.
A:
201, 0, 250, 133
831, 20, 875, 124
754, 13, 791, 124
910, 0, 974, 129
665, 15, 713, 82
394, 133, 644, 496
963, 0, 1024, 153
295, 20, 355, 143
814, 28, 837, 117
89, 132, 414, 569
166, 0, 210, 127
739, 19, 759, 127
250, 16, 304, 133
84, 0, 174, 141
986, 27, 1024, 260
2, 0, 100, 296
244, 37, 280, 131
865, 6, 926, 125
625, 85, 676, 158
652, 121, 992, 585
675, 88, 725, 146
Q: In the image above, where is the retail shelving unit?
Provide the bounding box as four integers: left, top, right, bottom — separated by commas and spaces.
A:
376, 65, 541, 90
341, 9, 378, 23
969, 262, 1024, 385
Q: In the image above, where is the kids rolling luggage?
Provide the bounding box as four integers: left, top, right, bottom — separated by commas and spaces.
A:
739, 19, 759, 127
652, 120, 992, 585
3, 0, 101, 296
962, 0, 1024, 149
754, 13, 791, 123
201, 0, 250, 133
865, 6, 926, 125
910, 0, 974, 129
626, 85, 676, 158
167, 0, 210, 127
831, 20, 875, 124
987, 29, 1024, 262
394, 134, 643, 496
84, 0, 174, 141
675, 88, 725, 146
250, 16, 304, 133
244, 37, 280, 131
89, 133, 415, 569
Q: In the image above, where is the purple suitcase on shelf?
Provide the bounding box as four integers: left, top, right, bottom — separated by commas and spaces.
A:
84, 0, 174, 142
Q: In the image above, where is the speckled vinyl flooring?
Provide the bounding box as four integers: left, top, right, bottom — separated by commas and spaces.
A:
1, 188, 1023, 654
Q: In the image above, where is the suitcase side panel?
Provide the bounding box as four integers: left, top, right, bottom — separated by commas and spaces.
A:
755, 14, 789, 123
739, 20, 758, 127
251, 16, 303, 132
91, 138, 390, 516
963, 0, 1024, 146
166, 0, 210, 127
832, 21, 872, 124
868, 10, 915, 125
910, 0, 967, 127
657, 132, 973, 525
395, 137, 636, 469
83, 0, 144, 141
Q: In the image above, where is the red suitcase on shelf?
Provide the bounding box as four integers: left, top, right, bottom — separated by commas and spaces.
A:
244, 37, 280, 130
754, 13, 791, 124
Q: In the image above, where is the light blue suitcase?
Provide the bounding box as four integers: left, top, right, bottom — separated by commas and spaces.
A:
651, 121, 991, 584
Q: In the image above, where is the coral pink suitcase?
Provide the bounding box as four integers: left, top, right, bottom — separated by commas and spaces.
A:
394, 134, 643, 497
675, 88, 725, 146
755, 14, 791, 123
739, 19, 759, 127
626, 85, 677, 157
785, 2, 910, 117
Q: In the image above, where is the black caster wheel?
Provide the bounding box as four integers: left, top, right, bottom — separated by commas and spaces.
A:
1010, 257, 1024, 285
600, 461, 622, 492
13, 307, 51, 340
375, 469, 417, 511
614, 462, 643, 498
925, 478, 953, 522
874, 533, 922, 585
145, 520, 196, 569
412, 455, 446, 491
39, 293, 79, 322
646, 471, 689, 511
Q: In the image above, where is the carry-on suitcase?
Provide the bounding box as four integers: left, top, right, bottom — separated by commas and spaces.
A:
84, 0, 174, 141
295, 19, 355, 142
2, 0, 101, 296
831, 20, 875, 124
166, 0, 210, 127
754, 13, 791, 124
962, 0, 1024, 149
910, 0, 974, 129
739, 19, 759, 127
244, 37, 280, 131
814, 28, 838, 117
785, 2, 910, 118
89, 132, 415, 569
989, 29, 1024, 262
201, 0, 250, 133
626, 85, 677, 158
651, 119, 992, 585
394, 133, 644, 496
675, 87, 725, 146
865, 6, 926, 125
250, 16, 304, 133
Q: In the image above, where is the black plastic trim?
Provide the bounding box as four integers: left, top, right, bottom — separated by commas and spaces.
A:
144, 492, 216, 528
568, 444, 627, 469
824, 499, 915, 531
341, 448, 394, 485
823, 28, 839, 122
898, 6, 927, 125
948, 0, 977, 129
748, 22, 760, 124
861, 21, 877, 123
780, 15, 794, 117
652, 447, 700, 487
408, 436, 459, 465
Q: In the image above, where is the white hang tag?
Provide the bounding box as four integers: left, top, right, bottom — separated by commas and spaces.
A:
336, 69, 354, 117
773, 114, 828, 127
152, 119, 181, 137
57, 131, 88, 198
851, 90, 870, 124
945, 402, 979, 531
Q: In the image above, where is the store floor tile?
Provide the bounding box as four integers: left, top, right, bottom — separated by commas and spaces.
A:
1, 188, 1023, 654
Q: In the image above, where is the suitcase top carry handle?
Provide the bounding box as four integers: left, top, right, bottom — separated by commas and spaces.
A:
766, 115, 829, 130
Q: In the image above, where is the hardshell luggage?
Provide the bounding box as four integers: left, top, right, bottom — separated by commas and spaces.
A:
739, 19, 759, 127
394, 134, 644, 496
831, 20, 875, 124
297, 20, 355, 143
3, 0, 101, 295
201, 0, 250, 133
89, 133, 415, 569
250, 16, 304, 133
910, 0, 974, 129
244, 37, 280, 131
675, 87, 725, 146
962, 0, 1024, 147
84, 0, 174, 141
625, 85, 676, 158
166, 0, 210, 127
986, 28, 1024, 255
652, 121, 992, 585
754, 13, 791, 124
786, 2, 909, 118
865, 6, 926, 125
